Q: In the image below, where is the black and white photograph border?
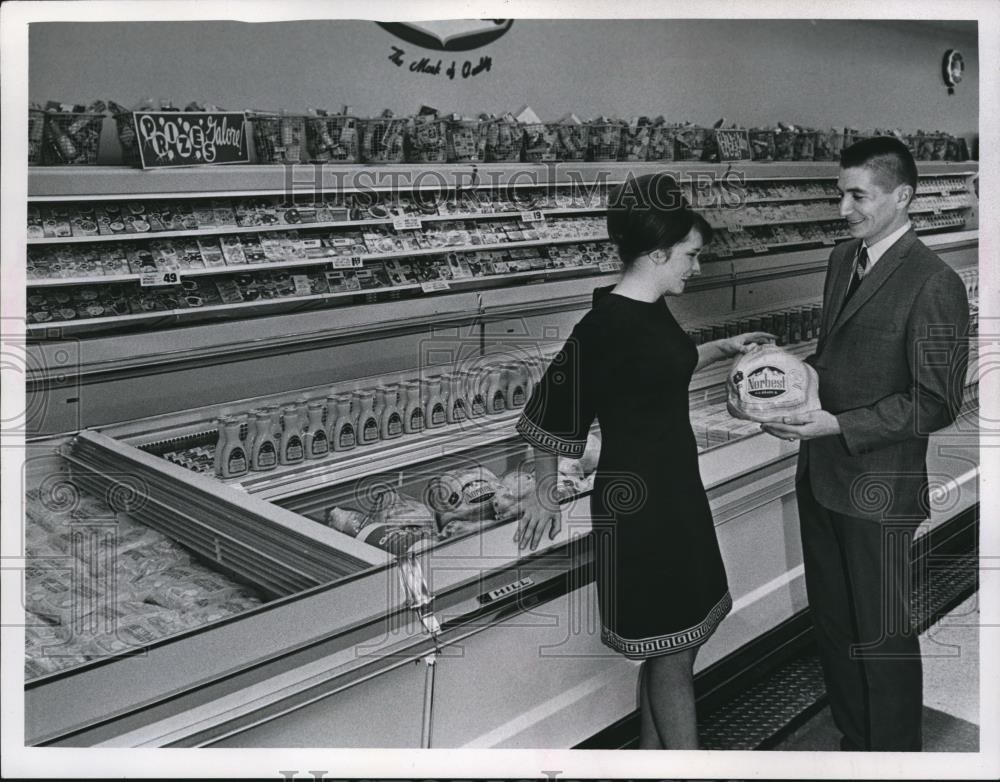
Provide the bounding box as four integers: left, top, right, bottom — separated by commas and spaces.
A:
1, 0, 998, 779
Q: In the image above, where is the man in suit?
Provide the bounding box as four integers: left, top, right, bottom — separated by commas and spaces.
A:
762, 137, 970, 751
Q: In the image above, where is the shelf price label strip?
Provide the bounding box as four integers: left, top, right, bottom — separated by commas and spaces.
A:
140, 270, 183, 287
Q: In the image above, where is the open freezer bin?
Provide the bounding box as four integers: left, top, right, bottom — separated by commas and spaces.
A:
26, 398, 611, 747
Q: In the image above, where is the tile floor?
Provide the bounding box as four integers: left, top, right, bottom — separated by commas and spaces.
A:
772, 593, 981, 751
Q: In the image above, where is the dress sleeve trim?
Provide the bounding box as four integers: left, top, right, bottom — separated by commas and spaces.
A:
516, 415, 586, 458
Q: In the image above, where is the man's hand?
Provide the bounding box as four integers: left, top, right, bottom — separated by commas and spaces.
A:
760, 410, 841, 441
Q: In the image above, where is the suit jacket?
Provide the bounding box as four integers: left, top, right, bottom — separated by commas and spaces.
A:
798, 228, 970, 520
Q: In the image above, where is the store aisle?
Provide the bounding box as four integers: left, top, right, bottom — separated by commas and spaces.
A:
770, 593, 981, 751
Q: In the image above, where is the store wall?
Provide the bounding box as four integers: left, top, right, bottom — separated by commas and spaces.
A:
29, 18, 978, 158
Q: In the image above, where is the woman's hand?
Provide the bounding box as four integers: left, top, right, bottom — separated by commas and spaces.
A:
695, 331, 776, 371
514, 491, 562, 551
718, 331, 776, 358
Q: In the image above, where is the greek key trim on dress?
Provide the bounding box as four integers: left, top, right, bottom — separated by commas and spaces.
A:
601, 591, 733, 659
516, 415, 586, 458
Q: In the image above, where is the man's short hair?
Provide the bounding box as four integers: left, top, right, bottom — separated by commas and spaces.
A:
840, 136, 918, 198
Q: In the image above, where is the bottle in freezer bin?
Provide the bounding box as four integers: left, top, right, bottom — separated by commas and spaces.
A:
378, 385, 404, 439
304, 401, 329, 457
213, 417, 227, 476
444, 372, 469, 424
356, 390, 380, 445
503, 362, 528, 409
219, 417, 249, 478
279, 405, 305, 464
788, 309, 802, 344
467, 369, 488, 418
402, 381, 424, 434
484, 366, 506, 414
332, 395, 357, 451
424, 376, 447, 428
251, 410, 278, 470
373, 386, 387, 422
811, 305, 823, 340
239, 412, 256, 454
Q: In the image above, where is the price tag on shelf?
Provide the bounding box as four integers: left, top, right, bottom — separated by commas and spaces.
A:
598, 260, 624, 273
940, 190, 951, 197
330, 256, 364, 269
822, 237, 836, 245
393, 216, 422, 231
932, 208, 942, 216
140, 270, 182, 287
291, 275, 313, 297
520, 210, 546, 223
421, 280, 451, 294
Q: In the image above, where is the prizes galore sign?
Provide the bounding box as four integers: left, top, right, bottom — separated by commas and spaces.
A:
133, 111, 249, 168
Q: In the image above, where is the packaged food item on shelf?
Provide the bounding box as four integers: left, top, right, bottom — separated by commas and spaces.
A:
360, 113, 408, 164
128, 286, 183, 314
305, 111, 359, 162
426, 466, 500, 531
82, 601, 188, 657
41, 101, 106, 165
491, 465, 536, 521
179, 593, 264, 627
135, 564, 252, 611
218, 235, 248, 265
39, 205, 72, 239
407, 113, 448, 163
211, 199, 238, 228
24, 565, 105, 625
447, 117, 487, 163
326, 506, 368, 536
250, 111, 306, 164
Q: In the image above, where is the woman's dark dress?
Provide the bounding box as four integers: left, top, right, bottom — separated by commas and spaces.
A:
516, 289, 731, 659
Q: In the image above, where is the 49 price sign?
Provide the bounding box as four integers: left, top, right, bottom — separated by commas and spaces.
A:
140, 270, 183, 287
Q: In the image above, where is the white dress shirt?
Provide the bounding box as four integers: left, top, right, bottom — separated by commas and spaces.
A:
858, 220, 912, 278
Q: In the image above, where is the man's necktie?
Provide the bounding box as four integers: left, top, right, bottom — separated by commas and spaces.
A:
843, 244, 870, 305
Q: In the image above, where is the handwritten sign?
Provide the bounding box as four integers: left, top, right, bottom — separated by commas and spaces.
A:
132, 111, 249, 169
714, 129, 752, 162
140, 270, 182, 287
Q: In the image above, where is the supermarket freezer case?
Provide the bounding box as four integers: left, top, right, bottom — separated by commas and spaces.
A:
25, 371, 817, 748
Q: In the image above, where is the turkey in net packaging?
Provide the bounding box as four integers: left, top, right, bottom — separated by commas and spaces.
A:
727, 344, 821, 423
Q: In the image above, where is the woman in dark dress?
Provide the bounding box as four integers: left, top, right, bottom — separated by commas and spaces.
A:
515, 173, 772, 749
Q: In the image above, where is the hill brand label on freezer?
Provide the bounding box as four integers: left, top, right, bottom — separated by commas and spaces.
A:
478, 576, 535, 605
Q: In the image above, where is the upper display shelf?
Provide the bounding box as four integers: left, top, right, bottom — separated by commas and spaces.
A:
28, 161, 980, 200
